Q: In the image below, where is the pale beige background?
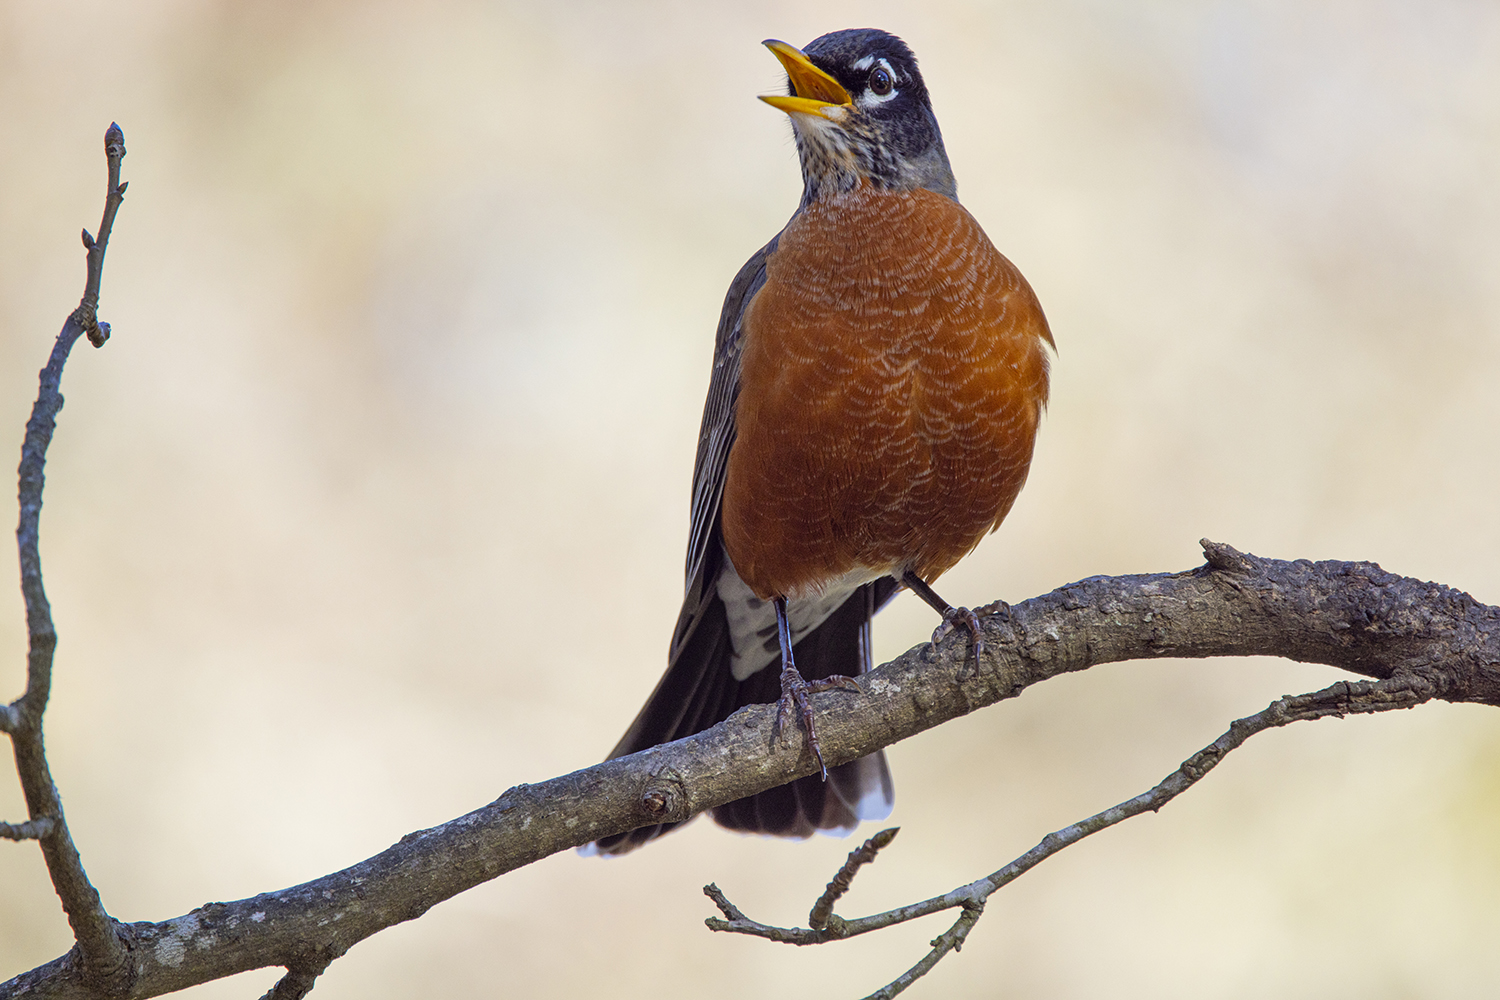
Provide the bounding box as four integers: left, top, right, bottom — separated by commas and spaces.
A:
3, 1, 1499, 997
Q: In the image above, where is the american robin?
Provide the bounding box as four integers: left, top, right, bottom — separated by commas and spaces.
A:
592, 28, 1052, 855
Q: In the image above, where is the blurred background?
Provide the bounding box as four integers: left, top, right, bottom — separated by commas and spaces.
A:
3, 0, 1499, 996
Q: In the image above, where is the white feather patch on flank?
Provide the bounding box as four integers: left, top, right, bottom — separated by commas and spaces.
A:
717, 557, 886, 681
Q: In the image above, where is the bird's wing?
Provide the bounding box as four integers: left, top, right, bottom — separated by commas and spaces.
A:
682, 232, 780, 594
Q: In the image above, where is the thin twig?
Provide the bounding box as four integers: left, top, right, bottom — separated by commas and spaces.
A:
860, 901, 983, 1000
704, 884, 814, 945
809, 827, 898, 930
5, 123, 129, 993
703, 883, 748, 923
705, 672, 1436, 994
0, 818, 56, 841
71, 122, 128, 349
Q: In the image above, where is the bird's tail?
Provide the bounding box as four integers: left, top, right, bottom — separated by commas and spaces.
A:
588, 578, 896, 856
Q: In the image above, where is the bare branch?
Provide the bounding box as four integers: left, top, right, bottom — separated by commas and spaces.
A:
257, 955, 334, 1000
809, 827, 898, 930
0, 818, 56, 841
703, 884, 749, 924
859, 901, 983, 1000
703, 671, 1437, 993
5, 543, 1498, 998
70, 122, 127, 349
6, 123, 130, 994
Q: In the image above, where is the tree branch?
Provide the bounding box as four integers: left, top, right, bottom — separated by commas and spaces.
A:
71, 123, 128, 350
808, 827, 899, 931
5, 540, 1497, 998
862, 900, 983, 1000
703, 670, 1438, 995
5, 123, 131, 996
0, 818, 57, 842
256, 956, 333, 1000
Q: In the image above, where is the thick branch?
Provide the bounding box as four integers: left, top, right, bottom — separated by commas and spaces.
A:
6, 123, 130, 995
5, 542, 1498, 999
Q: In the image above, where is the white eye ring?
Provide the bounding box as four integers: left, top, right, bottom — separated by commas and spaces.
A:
855, 57, 900, 107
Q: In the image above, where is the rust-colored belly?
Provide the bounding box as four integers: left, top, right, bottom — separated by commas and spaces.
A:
721, 185, 1053, 600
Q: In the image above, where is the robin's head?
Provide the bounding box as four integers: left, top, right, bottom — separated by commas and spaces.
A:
761, 29, 957, 206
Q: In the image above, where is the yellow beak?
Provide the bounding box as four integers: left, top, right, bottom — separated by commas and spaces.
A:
759, 39, 853, 116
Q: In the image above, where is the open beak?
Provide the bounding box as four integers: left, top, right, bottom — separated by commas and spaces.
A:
760, 40, 853, 117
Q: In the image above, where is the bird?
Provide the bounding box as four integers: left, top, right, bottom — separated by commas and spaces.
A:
590, 28, 1053, 855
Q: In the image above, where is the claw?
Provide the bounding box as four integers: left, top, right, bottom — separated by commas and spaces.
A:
772, 667, 862, 781
902, 570, 994, 666
931, 605, 985, 661
775, 664, 824, 779
974, 598, 1011, 619
770, 596, 861, 780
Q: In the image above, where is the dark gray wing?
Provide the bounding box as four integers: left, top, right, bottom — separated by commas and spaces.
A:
682, 233, 780, 593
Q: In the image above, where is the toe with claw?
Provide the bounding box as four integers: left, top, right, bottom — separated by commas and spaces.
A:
931, 605, 986, 662
769, 596, 864, 780
773, 666, 861, 781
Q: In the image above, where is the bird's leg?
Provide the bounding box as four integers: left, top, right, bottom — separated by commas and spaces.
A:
771, 596, 858, 781
901, 570, 988, 662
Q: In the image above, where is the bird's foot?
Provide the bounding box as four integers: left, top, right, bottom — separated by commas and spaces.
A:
931, 605, 986, 663
774, 667, 859, 781
974, 598, 1011, 619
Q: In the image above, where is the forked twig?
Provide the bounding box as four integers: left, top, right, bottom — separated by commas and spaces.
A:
860, 899, 983, 1000
706, 671, 1435, 996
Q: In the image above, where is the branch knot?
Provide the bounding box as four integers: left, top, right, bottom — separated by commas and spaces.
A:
640, 773, 689, 822
1200, 538, 1255, 575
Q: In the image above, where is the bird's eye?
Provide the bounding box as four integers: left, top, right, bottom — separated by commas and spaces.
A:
869, 67, 893, 96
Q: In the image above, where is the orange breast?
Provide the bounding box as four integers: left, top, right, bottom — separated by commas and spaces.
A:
721, 185, 1052, 600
